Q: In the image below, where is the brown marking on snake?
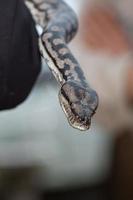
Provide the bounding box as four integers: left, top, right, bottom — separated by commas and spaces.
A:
51, 26, 62, 32
53, 38, 65, 45
58, 48, 70, 55
42, 33, 53, 40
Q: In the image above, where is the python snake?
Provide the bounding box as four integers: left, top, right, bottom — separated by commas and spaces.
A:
25, 0, 98, 131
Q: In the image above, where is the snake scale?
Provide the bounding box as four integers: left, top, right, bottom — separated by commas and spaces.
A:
25, 0, 98, 131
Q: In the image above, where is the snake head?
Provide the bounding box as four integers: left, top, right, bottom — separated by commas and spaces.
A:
59, 81, 98, 131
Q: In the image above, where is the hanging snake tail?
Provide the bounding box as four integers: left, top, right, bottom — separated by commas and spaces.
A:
25, 0, 99, 131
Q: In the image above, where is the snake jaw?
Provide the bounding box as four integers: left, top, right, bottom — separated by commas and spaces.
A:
59, 81, 98, 131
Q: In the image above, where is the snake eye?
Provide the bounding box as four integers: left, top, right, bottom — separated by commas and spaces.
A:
86, 89, 99, 111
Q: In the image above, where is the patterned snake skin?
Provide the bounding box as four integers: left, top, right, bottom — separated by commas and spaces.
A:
25, 0, 98, 131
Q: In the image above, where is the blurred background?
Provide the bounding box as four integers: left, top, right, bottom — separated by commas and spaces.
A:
0, 0, 133, 199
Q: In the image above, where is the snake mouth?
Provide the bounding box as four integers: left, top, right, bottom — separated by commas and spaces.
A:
69, 116, 91, 131
59, 90, 91, 131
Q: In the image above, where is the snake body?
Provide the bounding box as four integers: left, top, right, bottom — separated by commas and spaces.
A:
25, 0, 98, 131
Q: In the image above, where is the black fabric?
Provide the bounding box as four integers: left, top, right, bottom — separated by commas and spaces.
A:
0, 0, 41, 110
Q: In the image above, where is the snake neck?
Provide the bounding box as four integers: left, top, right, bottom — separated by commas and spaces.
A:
41, 31, 88, 88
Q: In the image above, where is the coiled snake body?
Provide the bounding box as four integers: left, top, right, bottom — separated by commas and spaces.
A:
25, 0, 98, 131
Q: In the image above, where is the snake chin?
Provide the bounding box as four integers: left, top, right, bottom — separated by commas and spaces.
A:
58, 80, 98, 131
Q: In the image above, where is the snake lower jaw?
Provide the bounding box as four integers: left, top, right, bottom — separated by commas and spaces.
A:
69, 119, 91, 131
